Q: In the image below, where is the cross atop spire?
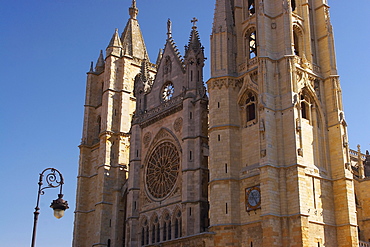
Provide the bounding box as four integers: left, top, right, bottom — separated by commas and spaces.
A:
191, 17, 198, 29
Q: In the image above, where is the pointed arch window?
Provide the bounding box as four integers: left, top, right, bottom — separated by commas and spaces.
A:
141, 219, 149, 246
293, 30, 300, 56
163, 213, 171, 241
248, 0, 255, 16
300, 93, 311, 122
291, 0, 296, 12
246, 30, 257, 59
246, 92, 257, 122
174, 210, 182, 239
151, 216, 159, 243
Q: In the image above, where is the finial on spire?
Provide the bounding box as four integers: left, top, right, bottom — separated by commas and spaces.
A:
191, 17, 198, 29
167, 19, 172, 39
89, 61, 94, 72
129, 0, 138, 19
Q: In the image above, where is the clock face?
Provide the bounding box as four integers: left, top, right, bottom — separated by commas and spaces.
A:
246, 186, 261, 210
162, 82, 174, 102
145, 142, 180, 200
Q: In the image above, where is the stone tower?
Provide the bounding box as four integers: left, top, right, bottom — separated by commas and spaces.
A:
73, 1, 156, 246
206, 0, 358, 246
126, 18, 209, 246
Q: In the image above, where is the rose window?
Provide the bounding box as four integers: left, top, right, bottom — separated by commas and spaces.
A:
162, 82, 174, 102
146, 142, 180, 200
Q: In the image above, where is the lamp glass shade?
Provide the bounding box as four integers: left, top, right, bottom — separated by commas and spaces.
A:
53, 209, 65, 219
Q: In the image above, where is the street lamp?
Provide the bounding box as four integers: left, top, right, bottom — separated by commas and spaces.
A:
31, 168, 69, 247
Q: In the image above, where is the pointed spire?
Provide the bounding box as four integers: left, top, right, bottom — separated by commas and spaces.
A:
129, 0, 138, 19
211, 0, 237, 77
121, 1, 149, 60
212, 0, 235, 34
107, 29, 123, 57
95, 50, 105, 73
186, 17, 203, 55
156, 49, 163, 65
108, 28, 123, 48
89, 61, 94, 73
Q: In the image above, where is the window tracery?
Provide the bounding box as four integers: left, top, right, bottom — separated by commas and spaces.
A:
248, 0, 255, 16
145, 142, 180, 200
163, 213, 172, 241
174, 209, 182, 238
246, 29, 257, 59
163, 56, 171, 74
300, 92, 312, 122
162, 82, 175, 102
141, 218, 149, 246
151, 215, 159, 243
246, 92, 257, 122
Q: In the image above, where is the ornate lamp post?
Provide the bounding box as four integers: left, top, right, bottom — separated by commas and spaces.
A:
31, 168, 69, 247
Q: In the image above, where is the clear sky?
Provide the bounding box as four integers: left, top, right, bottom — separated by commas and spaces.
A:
0, 1, 369, 246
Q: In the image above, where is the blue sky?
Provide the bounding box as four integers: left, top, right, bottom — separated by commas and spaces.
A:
0, 1, 369, 246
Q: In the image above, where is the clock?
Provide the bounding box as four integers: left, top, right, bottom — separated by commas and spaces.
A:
162, 82, 174, 102
246, 186, 261, 211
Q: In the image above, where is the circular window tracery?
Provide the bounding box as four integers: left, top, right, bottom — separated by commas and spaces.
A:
162, 82, 174, 102
146, 142, 180, 200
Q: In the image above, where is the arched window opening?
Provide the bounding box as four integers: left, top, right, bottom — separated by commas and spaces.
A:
141, 219, 148, 246
301, 102, 308, 119
300, 94, 311, 121
151, 225, 156, 244
141, 228, 145, 246
163, 222, 167, 241
97, 116, 102, 137
248, 0, 255, 16
146, 226, 149, 245
97, 82, 103, 105
246, 92, 257, 122
292, 0, 296, 11
247, 30, 257, 59
174, 210, 182, 238
163, 213, 171, 241
151, 216, 159, 243
293, 31, 300, 56
168, 221, 172, 240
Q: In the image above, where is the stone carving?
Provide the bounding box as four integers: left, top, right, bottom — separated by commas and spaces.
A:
143, 132, 152, 148
152, 128, 171, 146
208, 78, 242, 90
164, 56, 172, 74
173, 117, 183, 132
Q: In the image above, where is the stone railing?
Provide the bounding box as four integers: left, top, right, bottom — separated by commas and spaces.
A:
360, 241, 370, 247
350, 149, 366, 160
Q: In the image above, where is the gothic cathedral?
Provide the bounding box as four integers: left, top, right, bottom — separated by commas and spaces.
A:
73, 1, 370, 246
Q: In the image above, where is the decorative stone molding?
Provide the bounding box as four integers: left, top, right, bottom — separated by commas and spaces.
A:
208, 78, 242, 90
133, 92, 184, 128
143, 132, 152, 148
173, 117, 183, 132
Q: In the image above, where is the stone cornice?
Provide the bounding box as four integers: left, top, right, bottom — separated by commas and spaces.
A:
133, 92, 185, 128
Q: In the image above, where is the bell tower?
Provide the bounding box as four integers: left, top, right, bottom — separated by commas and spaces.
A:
207, 0, 359, 246
73, 1, 155, 246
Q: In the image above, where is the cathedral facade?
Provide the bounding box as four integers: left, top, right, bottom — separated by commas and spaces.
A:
73, 0, 370, 246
